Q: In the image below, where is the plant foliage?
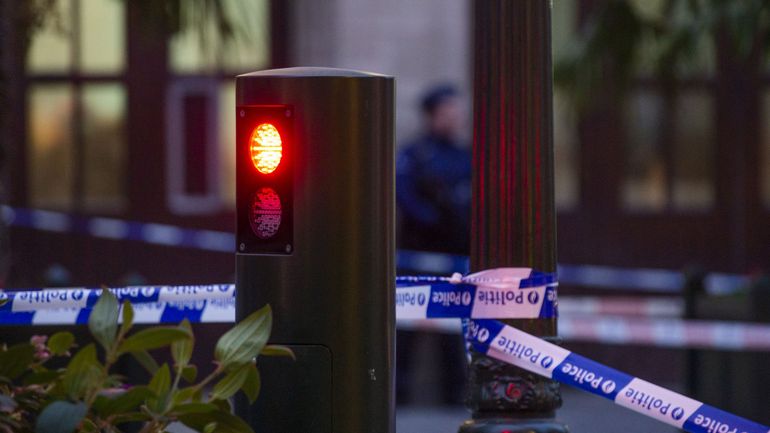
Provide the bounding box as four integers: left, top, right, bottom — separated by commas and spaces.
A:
554, 0, 770, 109
0, 290, 291, 433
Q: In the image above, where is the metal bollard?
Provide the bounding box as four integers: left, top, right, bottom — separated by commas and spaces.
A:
233, 67, 395, 433
459, 2, 568, 432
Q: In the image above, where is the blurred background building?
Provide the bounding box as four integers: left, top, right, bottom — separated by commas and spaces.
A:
1, 0, 769, 429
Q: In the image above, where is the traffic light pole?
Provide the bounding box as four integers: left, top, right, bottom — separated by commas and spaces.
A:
459, 2, 567, 432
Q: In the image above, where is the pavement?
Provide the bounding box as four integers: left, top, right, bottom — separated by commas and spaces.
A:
167, 387, 679, 432
396, 387, 678, 433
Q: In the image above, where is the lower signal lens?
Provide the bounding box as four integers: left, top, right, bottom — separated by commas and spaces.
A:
249, 187, 282, 239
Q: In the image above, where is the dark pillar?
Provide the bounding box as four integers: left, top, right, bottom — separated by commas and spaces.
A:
459, 1, 567, 432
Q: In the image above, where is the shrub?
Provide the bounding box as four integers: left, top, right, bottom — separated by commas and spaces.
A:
0, 290, 292, 433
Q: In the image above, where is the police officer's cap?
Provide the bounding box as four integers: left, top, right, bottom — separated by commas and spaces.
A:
421, 84, 458, 114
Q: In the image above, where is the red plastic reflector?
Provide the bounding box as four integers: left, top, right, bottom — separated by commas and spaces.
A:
249, 187, 282, 239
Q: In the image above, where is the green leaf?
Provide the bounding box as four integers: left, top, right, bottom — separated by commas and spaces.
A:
117, 326, 192, 354
47, 332, 75, 356
208, 410, 254, 433
23, 369, 60, 385
147, 364, 172, 414
172, 319, 194, 367
35, 400, 87, 433
215, 305, 272, 368
94, 386, 154, 417
211, 398, 230, 413
110, 412, 151, 425
179, 410, 255, 433
178, 412, 211, 432
0, 343, 36, 380
130, 350, 159, 374
88, 289, 119, 351
260, 344, 295, 360
78, 418, 98, 432
119, 301, 134, 337
171, 402, 217, 416
241, 363, 260, 403
172, 387, 197, 404
61, 344, 101, 400
148, 364, 171, 396
181, 365, 198, 383
211, 364, 249, 401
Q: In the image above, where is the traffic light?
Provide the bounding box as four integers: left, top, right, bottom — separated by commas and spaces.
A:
236, 106, 293, 254
234, 68, 395, 433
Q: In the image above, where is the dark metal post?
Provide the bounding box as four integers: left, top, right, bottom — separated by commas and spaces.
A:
459, 2, 567, 432
234, 68, 395, 433
683, 267, 705, 398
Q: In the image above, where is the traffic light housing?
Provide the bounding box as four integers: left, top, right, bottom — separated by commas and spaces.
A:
236, 106, 293, 254
234, 68, 395, 433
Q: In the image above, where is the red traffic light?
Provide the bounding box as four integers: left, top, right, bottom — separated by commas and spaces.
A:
249, 123, 283, 174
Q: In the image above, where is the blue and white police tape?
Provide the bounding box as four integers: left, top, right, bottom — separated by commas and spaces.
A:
396, 268, 558, 319
0, 269, 554, 323
4, 205, 752, 295
0, 285, 236, 325
3, 206, 234, 252
466, 319, 770, 433
0, 298, 236, 326
0, 284, 235, 313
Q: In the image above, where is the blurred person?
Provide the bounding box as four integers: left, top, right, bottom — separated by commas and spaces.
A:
396, 84, 470, 405
397, 84, 471, 255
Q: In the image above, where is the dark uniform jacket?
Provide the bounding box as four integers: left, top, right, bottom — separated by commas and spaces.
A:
396, 134, 471, 254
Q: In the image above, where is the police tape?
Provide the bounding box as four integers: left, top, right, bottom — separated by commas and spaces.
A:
559, 296, 682, 317
2, 206, 233, 252
0, 284, 235, 313
396, 268, 558, 319
558, 315, 770, 351
2, 280, 770, 431
6, 286, 770, 351
0, 269, 553, 322
398, 316, 770, 352
4, 205, 751, 295
0, 298, 236, 326
0, 285, 236, 325
466, 319, 770, 433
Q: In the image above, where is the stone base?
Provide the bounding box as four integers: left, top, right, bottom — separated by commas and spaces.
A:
458, 418, 570, 433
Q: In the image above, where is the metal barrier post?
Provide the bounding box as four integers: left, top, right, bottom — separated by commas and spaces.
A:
683, 267, 705, 398
233, 68, 395, 433
459, 1, 567, 432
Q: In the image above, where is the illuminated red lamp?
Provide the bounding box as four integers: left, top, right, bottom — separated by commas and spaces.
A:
249, 123, 283, 174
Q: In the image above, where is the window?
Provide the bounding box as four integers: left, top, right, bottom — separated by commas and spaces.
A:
619, 1, 716, 213
82, 85, 127, 209
622, 91, 666, 211
28, 85, 74, 209
553, 0, 579, 211
26, 0, 126, 212
166, 79, 221, 214
621, 89, 715, 212
554, 92, 579, 210
169, 0, 270, 74
671, 91, 715, 210
166, 0, 270, 213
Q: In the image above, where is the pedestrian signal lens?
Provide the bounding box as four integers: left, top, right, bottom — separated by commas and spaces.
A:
250, 123, 283, 174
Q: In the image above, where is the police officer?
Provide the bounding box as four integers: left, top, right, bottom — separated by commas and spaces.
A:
396, 84, 471, 255
396, 84, 470, 405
